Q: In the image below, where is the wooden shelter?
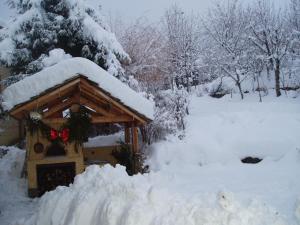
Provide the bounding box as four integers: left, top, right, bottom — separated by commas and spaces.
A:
7, 73, 152, 197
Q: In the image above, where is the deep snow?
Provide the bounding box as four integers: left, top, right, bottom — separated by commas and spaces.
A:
0, 147, 37, 225
1, 92, 300, 225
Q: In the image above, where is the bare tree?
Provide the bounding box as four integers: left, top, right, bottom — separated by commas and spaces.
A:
201, 0, 253, 99
249, 0, 292, 97
164, 5, 200, 92
289, 0, 300, 34
111, 17, 167, 93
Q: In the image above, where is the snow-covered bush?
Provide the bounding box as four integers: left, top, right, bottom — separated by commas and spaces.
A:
144, 89, 189, 144
208, 77, 232, 98
194, 76, 233, 98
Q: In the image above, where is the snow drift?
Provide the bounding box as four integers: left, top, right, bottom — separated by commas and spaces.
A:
0, 147, 37, 225
22, 165, 288, 225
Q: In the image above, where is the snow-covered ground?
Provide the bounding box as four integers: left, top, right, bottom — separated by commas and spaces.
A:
84, 132, 124, 148
0, 147, 37, 225
1, 92, 300, 225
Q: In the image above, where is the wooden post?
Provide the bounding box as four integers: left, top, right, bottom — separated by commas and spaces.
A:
132, 126, 138, 154
131, 126, 139, 174
18, 119, 25, 148
125, 125, 130, 144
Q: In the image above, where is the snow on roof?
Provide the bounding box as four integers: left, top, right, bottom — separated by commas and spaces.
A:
2, 58, 154, 120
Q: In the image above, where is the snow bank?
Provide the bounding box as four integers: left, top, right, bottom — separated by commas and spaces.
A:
22, 165, 288, 225
2, 57, 154, 120
0, 146, 25, 177
84, 132, 124, 148
0, 147, 37, 225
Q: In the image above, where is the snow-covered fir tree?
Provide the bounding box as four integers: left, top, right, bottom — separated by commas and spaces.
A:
0, 0, 130, 85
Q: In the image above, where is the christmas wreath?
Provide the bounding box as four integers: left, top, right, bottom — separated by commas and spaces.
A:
26, 106, 91, 145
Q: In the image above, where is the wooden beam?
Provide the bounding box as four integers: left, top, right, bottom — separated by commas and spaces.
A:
80, 96, 111, 116
80, 78, 147, 124
92, 115, 134, 123
79, 86, 120, 113
11, 79, 80, 119
79, 85, 109, 105
42, 115, 134, 125
42, 118, 67, 124
80, 85, 124, 116
43, 97, 75, 118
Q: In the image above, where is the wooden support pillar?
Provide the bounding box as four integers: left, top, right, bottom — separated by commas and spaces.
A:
18, 119, 25, 148
125, 125, 130, 144
131, 126, 140, 174
131, 126, 138, 154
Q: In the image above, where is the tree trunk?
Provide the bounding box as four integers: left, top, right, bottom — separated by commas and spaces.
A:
257, 72, 262, 102
236, 73, 244, 100
275, 59, 281, 97
237, 81, 244, 100
186, 76, 191, 93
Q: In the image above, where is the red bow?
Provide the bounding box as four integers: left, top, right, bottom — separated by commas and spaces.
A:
50, 128, 69, 143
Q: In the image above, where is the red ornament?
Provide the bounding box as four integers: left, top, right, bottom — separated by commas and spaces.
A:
60, 128, 70, 143
50, 129, 58, 140
50, 128, 69, 143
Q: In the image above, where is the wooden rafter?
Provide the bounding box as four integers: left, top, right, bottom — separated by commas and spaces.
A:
43, 115, 134, 124
79, 78, 147, 124
79, 96, 111, 116
43, 97, 74, 118
10, 79, 80, 119
9, 76, 150, 124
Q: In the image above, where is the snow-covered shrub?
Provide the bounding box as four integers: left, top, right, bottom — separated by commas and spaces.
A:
144, 88, 189, 144
206, 77, 232, 98
111, 141, 133, 175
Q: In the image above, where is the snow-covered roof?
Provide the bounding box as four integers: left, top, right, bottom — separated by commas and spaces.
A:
2, 58, 154, 120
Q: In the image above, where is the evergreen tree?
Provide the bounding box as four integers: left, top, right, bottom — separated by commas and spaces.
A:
0, 0, 130, 85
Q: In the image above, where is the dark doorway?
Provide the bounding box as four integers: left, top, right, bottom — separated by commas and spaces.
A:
37, 162, 75, 196
46, 142, 66, 156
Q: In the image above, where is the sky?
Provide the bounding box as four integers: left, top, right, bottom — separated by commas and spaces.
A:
0, 0, 288, 25
99, 0, 213, 23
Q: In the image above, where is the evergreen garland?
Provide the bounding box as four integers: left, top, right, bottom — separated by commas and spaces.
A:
26, 114, 51, 138
64, 106, 92, 145
26, 106, 92, 145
